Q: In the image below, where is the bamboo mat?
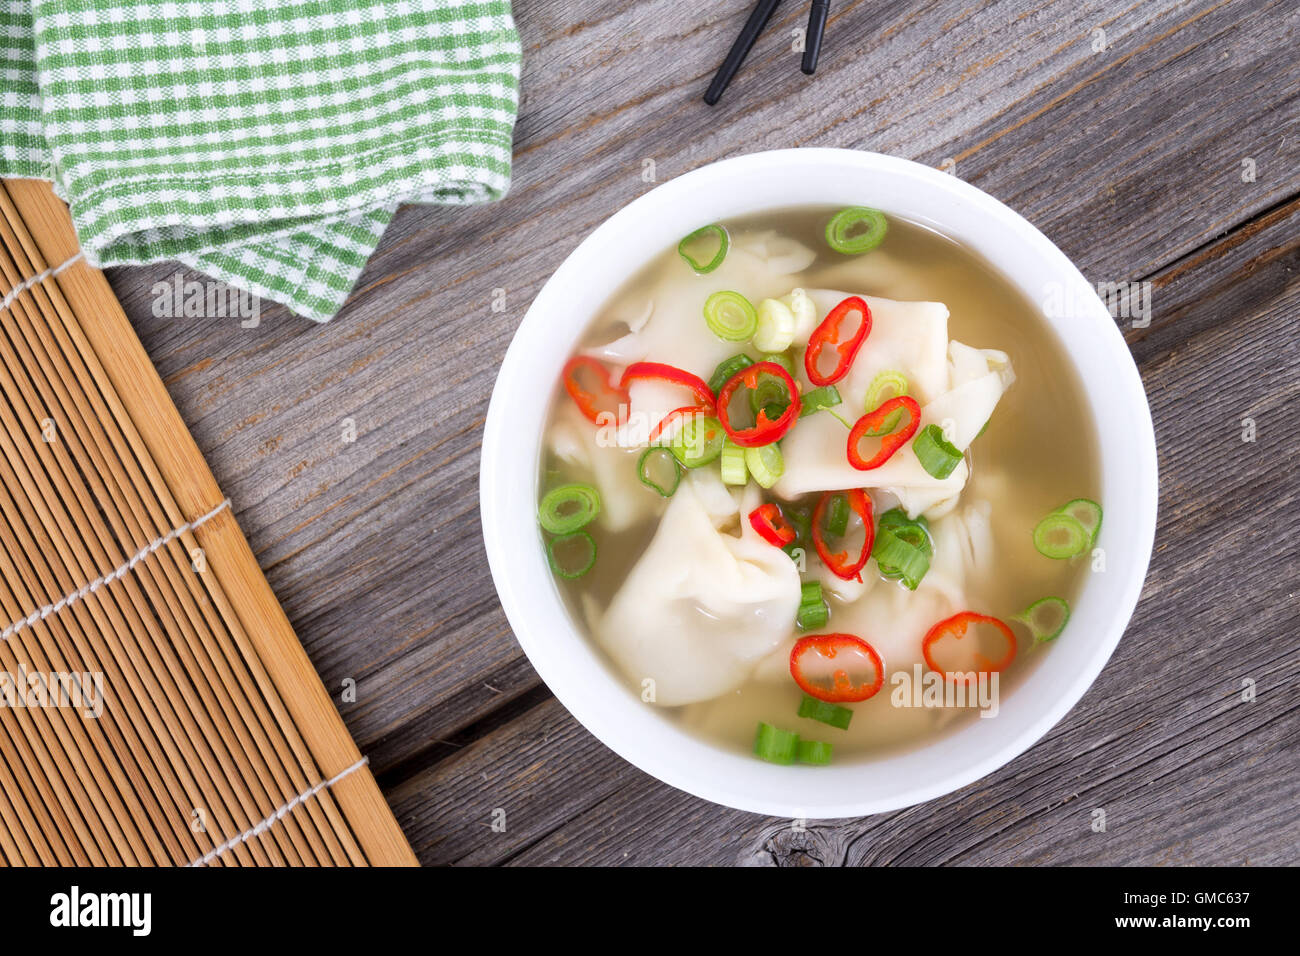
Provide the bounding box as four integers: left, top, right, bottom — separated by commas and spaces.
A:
0, 180, 416, 866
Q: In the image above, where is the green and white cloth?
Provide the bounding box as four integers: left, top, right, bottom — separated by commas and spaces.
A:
1, 0, 521, 321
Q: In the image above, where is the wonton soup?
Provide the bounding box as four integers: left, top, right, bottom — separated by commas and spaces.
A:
536, 207, 1101, 764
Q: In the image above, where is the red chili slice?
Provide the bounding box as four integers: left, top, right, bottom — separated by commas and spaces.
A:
811, 489, 874, 581
789, 633, 885, 703
562, 356, 629, 425
847, 395, 922, 470
804, 296, 872, 386
748, 502, 797, 547
620, 361, 716, 442
921, 611, 1017, 684
716, 361, 801, 447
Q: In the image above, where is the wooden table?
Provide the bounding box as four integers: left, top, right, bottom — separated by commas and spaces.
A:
106, 0, 1298, 865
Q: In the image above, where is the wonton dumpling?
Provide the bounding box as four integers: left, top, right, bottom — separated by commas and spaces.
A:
549, 403, 654, 532
597, 481, 800, 706
774, 290, 1014, 519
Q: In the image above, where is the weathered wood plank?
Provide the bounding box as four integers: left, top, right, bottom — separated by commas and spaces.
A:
388, 198, 1300, 865
93, 0, 1300, 844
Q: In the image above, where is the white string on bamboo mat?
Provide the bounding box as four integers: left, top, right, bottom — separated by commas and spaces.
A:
0, 498, 231, 645
187, 756, 371, 867
0, 250, 84, 314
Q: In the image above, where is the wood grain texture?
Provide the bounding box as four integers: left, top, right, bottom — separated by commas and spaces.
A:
95, 0, 1298, 864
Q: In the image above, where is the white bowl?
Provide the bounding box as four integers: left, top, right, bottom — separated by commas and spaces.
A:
480, 149, 1157, 818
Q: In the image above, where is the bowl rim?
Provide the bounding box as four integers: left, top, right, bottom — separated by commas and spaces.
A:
480, 148, 1158, 818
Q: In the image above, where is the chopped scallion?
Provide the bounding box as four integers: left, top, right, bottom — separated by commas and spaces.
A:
670, 414, 726, 468
677, 223, 729, 274
797, 694, 853, 730
754, 298, 796, 352
753, 722, 800, 765
825, 206, 887, 255
708, 353, 754, 394
1032, 512, 1090, 559
865, 369, 909, 413
1014, 596, 1071, 643
1057, 498, 1102, 547
821, 492, 850, 538
537, 483, 601, 534
912, 423, 963, 479
703, 290, 757, 341
796, 739, 833, 765
636, 447, 682, 497
796, 581, 829, 630
720, 440, 748, 485
546, 531, 596, 579
744, 442, 784, 488
799, 385, 842, 418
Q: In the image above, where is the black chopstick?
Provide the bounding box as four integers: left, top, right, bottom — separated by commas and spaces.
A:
801, 0, 831, 74
703, 0, 784, 106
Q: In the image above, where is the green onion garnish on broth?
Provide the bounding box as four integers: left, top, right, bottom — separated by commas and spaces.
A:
753, 722, 800, 764
825, 206, 888, 255
1057, 497, 1102, 547
798, 694, 853, 730
795, 580, 829, 630
782, 505, 812, 559
546, 531, 597, 579
796, 739, 834, 765
872, 508, 932, 590
677, 223, 730, 274
744, 443, 784, 489
708, 353, 753, 394
912, 423, 963, 478
865, 369, 909, 413
748, 367, 793, 417
1014, 596, 1071, 643
754, 298, 796, 352
821, 492, 850, 538
720, 440, 748, 485
537, 483, 601, 534
670, 414, 726, 468
703, 290, 758, 341
1032, 512, 1090, 559
636, 447, 682, 497
760, 351, 795, 376
798, 384, 842, 418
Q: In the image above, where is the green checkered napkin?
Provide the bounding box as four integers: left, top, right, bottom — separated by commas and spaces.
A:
1, 0, 521, 322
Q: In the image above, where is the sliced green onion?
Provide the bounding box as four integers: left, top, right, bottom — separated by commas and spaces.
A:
744, 443, 784, 488
797, 694, 852, 730
749, 367, 793, 417
873, 528, 932, 590
753, 722, 799, 765
1015, 596, 1071, 643
703, 290, 757, 341
865, 369, 909, 413
636, 447, 682, 497
795, 581, 829, 630
708, 353, 754, 394
1057, 498, 1102, 547
720, 440, 748, 485
825, 206, 888, 255
546, 531, 596, 579
822, 493, 850, 538
796, 739, 833, 765
760, 351, 795, 376
538, 483, 601, 534
754, 298, 796, 351
799, 385, 842, 418
677, 223, 729, 274
912, 424, 963, 479
1032, 512, 1090, 559
670, 414, 726, 468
